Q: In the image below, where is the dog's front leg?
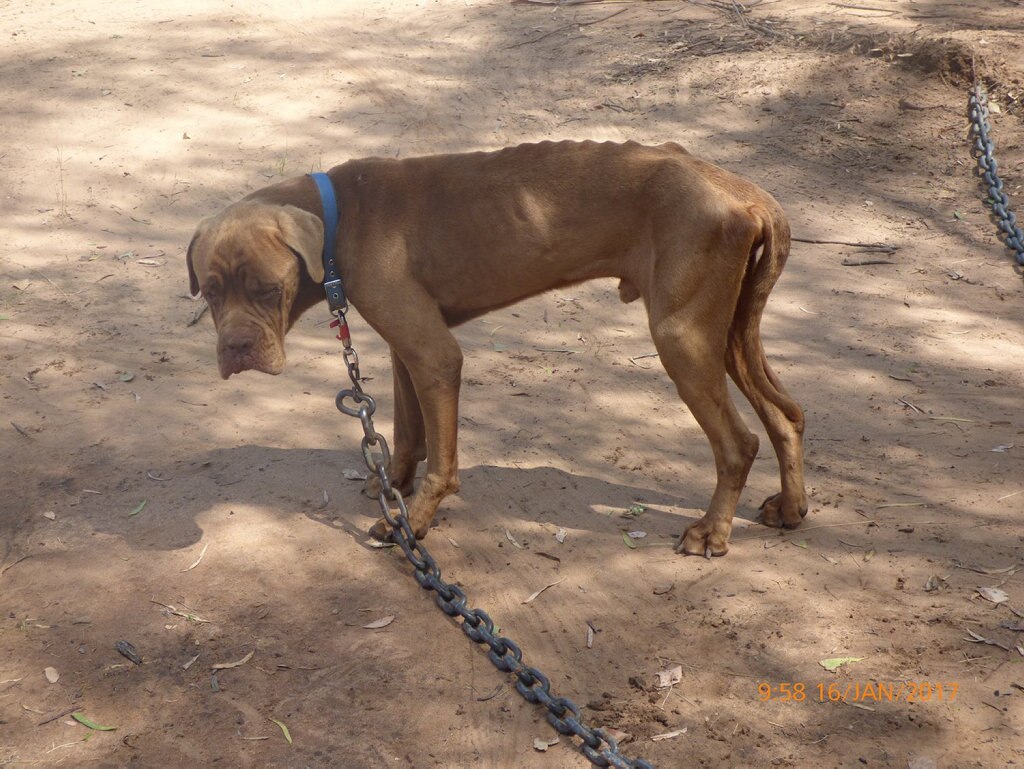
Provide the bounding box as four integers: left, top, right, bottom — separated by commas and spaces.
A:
362, 297, 463, 542
363, 349, 425, 500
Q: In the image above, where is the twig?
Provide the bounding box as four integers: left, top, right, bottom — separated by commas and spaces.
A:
187, 300, 209, 327
37, 706, 80, 726
506, 7, 628, 49
476, 683, 505, 702
732, 519, 877, 541
722, 669, 760, 678
629, 352, 659, 367
842, 258, 896, 266
831, 2, 898, 13
34, 270, 72, 303
793, 237, 897, 252
11, 421, 30, 438
896, 397, 922, 413
150, 599, 213, 623
1, 554, 33, 576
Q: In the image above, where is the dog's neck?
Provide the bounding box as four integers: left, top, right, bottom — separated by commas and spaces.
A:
243, 170, 349, 328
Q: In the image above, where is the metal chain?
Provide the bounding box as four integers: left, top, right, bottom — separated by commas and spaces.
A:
967, 82, 1024, 268
330, 307, 657, 769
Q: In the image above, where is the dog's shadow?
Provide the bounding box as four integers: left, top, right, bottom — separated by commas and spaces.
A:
105, 444, 762, 553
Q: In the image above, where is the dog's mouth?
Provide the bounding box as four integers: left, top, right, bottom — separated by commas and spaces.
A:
217, 330, 285, 379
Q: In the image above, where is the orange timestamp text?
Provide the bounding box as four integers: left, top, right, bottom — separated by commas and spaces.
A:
757, 681, 958, 704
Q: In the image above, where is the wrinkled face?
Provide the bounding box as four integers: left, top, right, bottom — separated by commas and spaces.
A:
187, 202, 324, 379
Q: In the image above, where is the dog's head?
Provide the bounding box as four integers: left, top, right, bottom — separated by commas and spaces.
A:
187, 202, 326, 379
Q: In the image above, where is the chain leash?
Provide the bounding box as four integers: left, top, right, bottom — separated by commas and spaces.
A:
329, 308, 657, 769
967, 82, 1024, 268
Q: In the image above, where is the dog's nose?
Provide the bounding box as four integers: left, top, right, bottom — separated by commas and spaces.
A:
226, 337, 254, 356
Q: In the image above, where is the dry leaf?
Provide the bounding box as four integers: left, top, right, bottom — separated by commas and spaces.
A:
363, 615, 395, 629
964, 628, 1001, 647
655, 665, 682, 689
270, 718, 292, 745
505, 529, 523, 549
651, 728, 686, 741
653, 584, 674, 595
924, 575, 948, 592
554, 527, 567, 544
182, 543, 209, 572
42, 511, 56, 520
342, 468, 367, 481
115, 640, 143, 665
977, 587, 1009, 604
627, 530, 647, 540
586, 625, 594, 649
532, 736, 559, 751
819, 657, 863, 672
211, 650, 255, 670
863, 549, 875, 562
523, 577, 566, 604
604, 727, 631, 744
955, 561, 1019, 576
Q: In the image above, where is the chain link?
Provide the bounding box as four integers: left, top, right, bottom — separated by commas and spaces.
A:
330, 308, 657, 769
967, 82, 1024, 268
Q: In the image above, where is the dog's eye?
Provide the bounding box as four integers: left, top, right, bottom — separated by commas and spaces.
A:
259, 285, 282, 301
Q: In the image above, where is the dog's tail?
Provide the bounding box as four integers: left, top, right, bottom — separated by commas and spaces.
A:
726, 202, 803, 427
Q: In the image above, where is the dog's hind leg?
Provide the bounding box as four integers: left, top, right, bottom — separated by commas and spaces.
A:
726, 338, 807, 529
725, 206, 807, 529
647, 291, 760, 557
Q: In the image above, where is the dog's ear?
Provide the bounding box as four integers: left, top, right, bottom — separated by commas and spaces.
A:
278, 205, 325, 284
186, 218, 211, 297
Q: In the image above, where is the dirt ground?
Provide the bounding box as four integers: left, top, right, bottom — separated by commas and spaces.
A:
2, 1, 1023, 767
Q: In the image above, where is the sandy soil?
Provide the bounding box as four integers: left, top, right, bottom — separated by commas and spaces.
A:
2, 1, 1023, 767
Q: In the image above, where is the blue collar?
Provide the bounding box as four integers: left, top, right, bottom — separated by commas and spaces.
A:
309, 172, 346, 312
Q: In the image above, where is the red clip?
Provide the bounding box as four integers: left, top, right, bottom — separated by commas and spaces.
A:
329, 317, 351, 344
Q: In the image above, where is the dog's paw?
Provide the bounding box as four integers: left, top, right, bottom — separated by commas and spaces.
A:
362, 471, 415, 500
367, 518, 394, 542
675, 517, 731, 557
362, 475, 383, 500
757, 493, 807, 529
367, 516, 431, 543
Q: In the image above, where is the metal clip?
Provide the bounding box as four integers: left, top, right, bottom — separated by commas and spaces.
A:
329, 311, 352, 346
323, 278, 347, 313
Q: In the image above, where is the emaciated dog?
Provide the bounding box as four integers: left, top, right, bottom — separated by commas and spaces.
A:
186, 140, 807, 556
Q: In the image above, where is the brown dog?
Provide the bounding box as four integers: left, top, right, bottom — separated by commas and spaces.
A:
186, 140, 807, 556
